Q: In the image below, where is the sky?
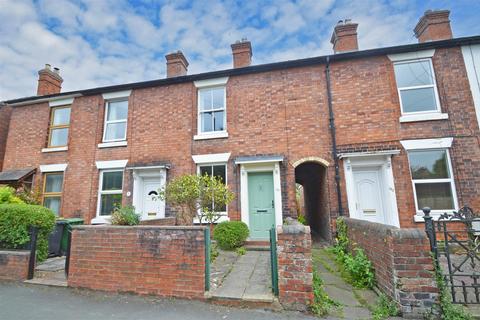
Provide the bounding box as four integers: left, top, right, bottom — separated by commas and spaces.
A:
1, 0, 480, 101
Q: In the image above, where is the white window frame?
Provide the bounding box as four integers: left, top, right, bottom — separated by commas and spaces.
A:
394, 58, 442, 116
196, 163, 228, 218
102, 99, 129, 143
196, 86, 227, 136
402, 138, 459, 222
94, 169, 124, 224
193, 77, 229, 140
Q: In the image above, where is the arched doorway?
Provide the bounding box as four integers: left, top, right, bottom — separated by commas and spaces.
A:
294, 159, 330, 241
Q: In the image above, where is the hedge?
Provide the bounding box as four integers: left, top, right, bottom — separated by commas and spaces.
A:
213, 221, 249, 250
0, 204, 56, 262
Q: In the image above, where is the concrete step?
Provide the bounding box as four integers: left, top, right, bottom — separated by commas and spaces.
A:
206, 292, 281, 310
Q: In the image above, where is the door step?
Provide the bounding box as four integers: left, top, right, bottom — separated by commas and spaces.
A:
206, 293, 281, 310
244, 240, 270, 251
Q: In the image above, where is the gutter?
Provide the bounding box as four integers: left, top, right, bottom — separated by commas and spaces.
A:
5, 93, 83, 107
325, 56, 344, 216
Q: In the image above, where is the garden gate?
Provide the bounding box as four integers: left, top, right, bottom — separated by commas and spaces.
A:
423, 206, 480, 304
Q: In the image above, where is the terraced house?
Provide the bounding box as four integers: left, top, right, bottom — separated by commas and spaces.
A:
1, 9, 479, 241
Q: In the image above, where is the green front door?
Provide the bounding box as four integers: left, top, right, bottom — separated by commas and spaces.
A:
248, 172, 275, 239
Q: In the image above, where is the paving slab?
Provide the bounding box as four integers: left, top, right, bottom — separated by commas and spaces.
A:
36, 256, 66, 272
324, 286, 361, 307
211, 250, 273, 302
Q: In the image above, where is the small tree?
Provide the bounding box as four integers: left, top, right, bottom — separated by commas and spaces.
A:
160, 174, 234, 226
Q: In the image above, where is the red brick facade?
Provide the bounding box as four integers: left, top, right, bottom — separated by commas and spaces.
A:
68, 225, 206, 298
0, 250, 31, 281
344, 218, 438, 317
1, 11, 479, 236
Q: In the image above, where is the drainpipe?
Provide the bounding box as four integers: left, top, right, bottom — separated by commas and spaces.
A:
325, 56, 344, 216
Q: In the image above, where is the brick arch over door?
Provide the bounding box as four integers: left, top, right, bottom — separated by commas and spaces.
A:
292, 157, 330, 168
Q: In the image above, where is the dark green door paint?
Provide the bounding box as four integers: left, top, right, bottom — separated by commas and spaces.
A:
248, 172, 275, 239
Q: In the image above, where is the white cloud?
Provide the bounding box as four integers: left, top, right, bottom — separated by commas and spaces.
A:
0, 0, 478, 100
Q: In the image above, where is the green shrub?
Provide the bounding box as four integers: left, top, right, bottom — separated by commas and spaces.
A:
213, 221, 249, 250
111, 205, 140, 225
310, 270, 339, 316
343, 248, 375, 288
372, 294, 399, 320
0, 186, 24, 204
297, 214, 307, 225
0, 203, 55, 262
236, 247, 247, 256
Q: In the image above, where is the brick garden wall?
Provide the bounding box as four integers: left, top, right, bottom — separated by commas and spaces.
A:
68, 225, 206, 299
0, 250, 30, 281
277, 221, 314, 311
344, 218, 438, 318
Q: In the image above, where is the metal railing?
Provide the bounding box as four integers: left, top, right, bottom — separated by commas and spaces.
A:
269, 227, 279, 296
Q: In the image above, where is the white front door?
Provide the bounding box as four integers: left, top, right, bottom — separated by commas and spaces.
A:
352, 169, 386, 224
141, 178, 163, 220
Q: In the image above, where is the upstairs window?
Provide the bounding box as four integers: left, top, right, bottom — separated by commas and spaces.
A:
393, 59, 441, 114
408, 149, 456, 212
48, 107, 70, 147
43, 172, 64, 215
103, 100, 128, 142
198, 87, 226, 134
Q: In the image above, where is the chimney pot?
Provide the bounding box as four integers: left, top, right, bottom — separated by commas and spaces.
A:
414, 9, 452, 43
231, 39, 252, 68
165, 51, 189, 78
37, 64, 63, 96
330, 20, 359, 53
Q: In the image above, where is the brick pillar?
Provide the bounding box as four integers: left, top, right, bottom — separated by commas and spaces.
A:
277, 220, 313, 311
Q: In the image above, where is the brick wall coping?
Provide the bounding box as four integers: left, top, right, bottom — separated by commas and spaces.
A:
72, 225, 206, 231
344, 218, 426, 239
279, 217, 311, 234
0, 250, 30, 256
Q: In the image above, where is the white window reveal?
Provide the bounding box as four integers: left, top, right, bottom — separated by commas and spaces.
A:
103, 100, 128, 142
408, 149, 458, 217
198, 164, 227, 213
199, 87, 226, 133
98, 170, 123, 217
194, 77, 228, 140
394, 59, 441, 114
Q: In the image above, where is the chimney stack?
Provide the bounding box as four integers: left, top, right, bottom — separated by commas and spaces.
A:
330, 20, 359, 53
37, 64, 63, 96
414, 10, 453, 43
231, 39, 252, 68
165, 51, 189, 78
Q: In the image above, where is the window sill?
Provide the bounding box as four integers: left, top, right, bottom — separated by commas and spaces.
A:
98, 141, 127, 148
193, 131, 228, 141
193, 214, 229, 224
41, 146, 68, 153
91, 216, 111, 224
400, 113, 448, 123
414, 211, 455, 222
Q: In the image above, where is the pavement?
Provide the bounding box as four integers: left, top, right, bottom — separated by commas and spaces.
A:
0, 282, 316, 320
210, 250, 273, 302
